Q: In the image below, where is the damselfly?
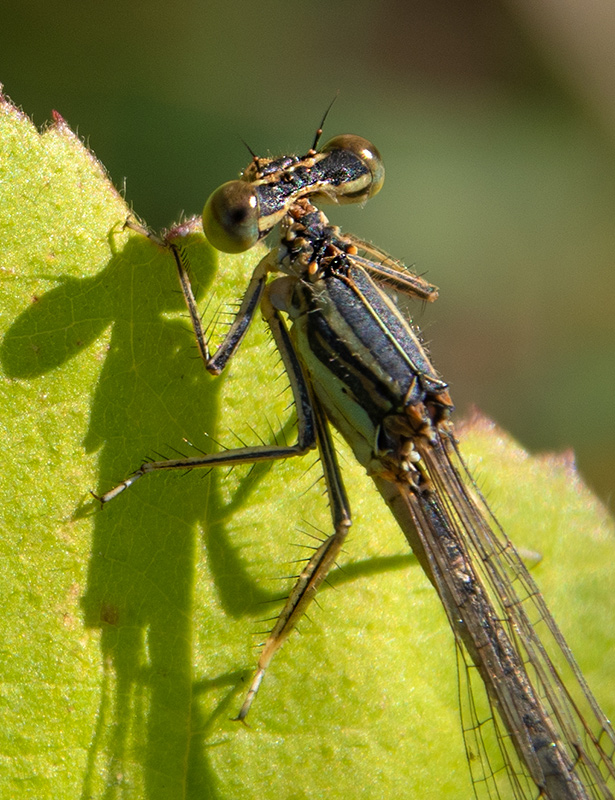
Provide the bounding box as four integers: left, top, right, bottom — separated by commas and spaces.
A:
95, 120, 615, 799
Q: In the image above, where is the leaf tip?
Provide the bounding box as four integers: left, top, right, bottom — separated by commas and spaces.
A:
164, 215, 204, 242
51, 108, 68, 127
0, 87, 26, 120
455, 405, 496, 437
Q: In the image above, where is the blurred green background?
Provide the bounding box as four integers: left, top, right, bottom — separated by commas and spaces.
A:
2, 0, 614, 507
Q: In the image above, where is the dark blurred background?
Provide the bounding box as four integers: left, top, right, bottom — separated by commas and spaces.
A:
2, 0, 614, 508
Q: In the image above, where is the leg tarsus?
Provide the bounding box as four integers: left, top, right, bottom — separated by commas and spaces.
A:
93, 466, 146, 505
236, 668, 266, 722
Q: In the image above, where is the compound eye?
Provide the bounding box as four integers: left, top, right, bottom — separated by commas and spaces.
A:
202, 180, 260, 253
320, 134, 385, 200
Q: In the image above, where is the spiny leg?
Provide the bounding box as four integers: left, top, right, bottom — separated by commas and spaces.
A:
236, 393, 352, 721
347, 237, 439, 302
166, 229, 277, 375
93, 283, 317, 505
119, 217, 271, 375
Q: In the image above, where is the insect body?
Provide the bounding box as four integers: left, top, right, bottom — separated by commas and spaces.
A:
97, 127, 615, 799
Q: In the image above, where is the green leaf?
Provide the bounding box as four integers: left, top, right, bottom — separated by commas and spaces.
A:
1, 90, 613, 800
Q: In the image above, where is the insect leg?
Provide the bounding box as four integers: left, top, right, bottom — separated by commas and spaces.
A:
93, 280, 317, 505
167, 232, 277, 375
237, 300, 352, 719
